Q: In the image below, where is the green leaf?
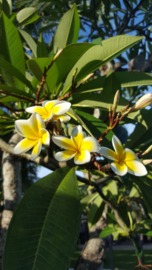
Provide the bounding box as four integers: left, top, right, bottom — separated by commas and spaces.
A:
0, 96, 20, 102
81, 192, 98, 211
37, 34, 48, 57
1, 0, 12, 17
75, 110, 114, 147
130, 237, 143, 259
67, 108, 94, 137
3, 166, 81, 270
0, 83, 33, 98
102, 68, 121, 94
99, 227, 117, 238
91, 37, 102, 45
0, 12, 25, 89
63, 35, 143, 93
0, 57, 33, 90
46, 43, 95, 93
16, 7, 39, 26
106, 180, 118, 196
115, 71, 152, 88
54, 4, 80, 53
71, 92, 128, 111
19, 29, 37, 57
88, 195, 105, 229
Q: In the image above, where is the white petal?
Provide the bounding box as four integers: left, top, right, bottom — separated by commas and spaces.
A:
29, 113, 45, 135
71, 125, 84, 149
31, 140, 42, 160
55, 150, 76, 162
15, 118, 38, 139
99, 147, 118, 160
42, 100, 59, 108
125, 160, 147, 176
52, 101, 71, 116
81, 137, 99, 152
53, 114, 71, 123
112, 135, 124, 159
74, 149, 91, 165
39, 128, 50, 146
13, 138, 37, 155
52, 135, 75, 150
111, 162, 128, 176
124, 148, 138, 161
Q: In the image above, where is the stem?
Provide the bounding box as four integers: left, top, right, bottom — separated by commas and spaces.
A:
0, 90, 34, 103
0, 102, 24, 112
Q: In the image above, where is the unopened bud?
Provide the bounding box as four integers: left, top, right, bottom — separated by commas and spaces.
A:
53, 49, 63, 61
81, 73, 94, 84
112, 90, 120, 117
130, 93, 152, 112
142, 145, 152, 156
143, 159, 152, 166
113, 90, 120, 110
72, 68, 78, 78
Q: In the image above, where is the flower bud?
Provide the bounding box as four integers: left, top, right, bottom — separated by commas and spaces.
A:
112, 90, 120, 117
57, 119, 62, 133
81, 73, 94, 84
53, 49, 63, 61
143, 159, 152, 166
130, 93, 152, 112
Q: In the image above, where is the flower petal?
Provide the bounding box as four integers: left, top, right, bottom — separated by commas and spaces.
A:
53, 114, 71, 123
52, 101, 71, 115
30, 113, 45, 134
111, 162, 127, 176
124, 148, 138, 161
55, 150, 76, 162
39, 128, 50, 146
52, 135, 75, 150
81, 137, 99, 152
99, 147, 118, 160
71, 125, 85, 149
112, 135, 124, 159
13, 138, 37, 155
15, 118, 38, 139
31, 140, 42, 160
26, 106, 53, 122
125, 160, 147, 176
74, 149, 91, 165
42, 100, 59, 109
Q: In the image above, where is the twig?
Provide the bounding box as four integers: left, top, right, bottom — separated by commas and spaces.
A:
0, 102, 24, 112
0, 90, 34, 103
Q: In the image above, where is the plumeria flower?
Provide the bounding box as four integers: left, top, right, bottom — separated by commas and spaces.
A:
130, 93, 152, 112
52, 125, 99, 165
26, 100, 71, 123
13, 113, 50, 160
99, 135, 147, 176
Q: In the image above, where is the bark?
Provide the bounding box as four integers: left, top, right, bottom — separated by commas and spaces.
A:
75, 207, 107, 270
0, 133, 22, 269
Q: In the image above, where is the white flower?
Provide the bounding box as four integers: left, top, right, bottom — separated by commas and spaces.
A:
131, 93, 152, 111
13, 113, 50, 160
100, 135, 147, 176
52, 125, 99, 165
26, 100, 71, 123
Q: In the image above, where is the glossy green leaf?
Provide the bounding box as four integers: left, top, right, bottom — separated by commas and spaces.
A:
0, 12, 25, 89
19, 29, 37, 57
67, 108, 94, 136
3, 166, 81, 270
54, 4, 80, 53
81, 192, 98, 211
0, 96, 20, 102
71, 92, 128, 111
75, 110, 114, 147
99, 227, 117, 238
1, 0, 12, 17
63, 35, 143, 93
37, 34, 48, 57
88, 195, 105, 229
0, 83, 33, 98
0, 57, 33, 90
16, 7, 39, 26
116, 71, 152, 88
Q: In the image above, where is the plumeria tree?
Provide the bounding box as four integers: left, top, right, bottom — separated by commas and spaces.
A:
1, 2, 152, 270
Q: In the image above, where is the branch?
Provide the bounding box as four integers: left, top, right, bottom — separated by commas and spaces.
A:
0, 90, 34, 104
0, 102, 24, 112
77, 175, 126, 230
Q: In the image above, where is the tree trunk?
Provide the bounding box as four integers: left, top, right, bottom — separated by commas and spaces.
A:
75, 207, 107, 270
0, 133, 22, 269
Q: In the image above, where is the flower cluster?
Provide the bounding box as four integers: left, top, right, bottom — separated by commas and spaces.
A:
13, 93, 150, 177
